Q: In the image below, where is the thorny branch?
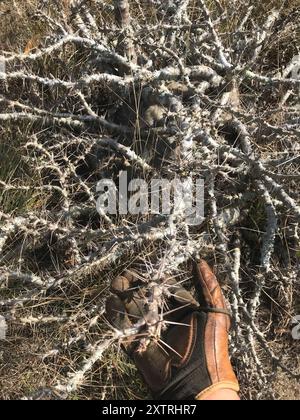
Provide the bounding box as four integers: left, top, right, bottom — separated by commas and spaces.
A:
0, 0, 299, 400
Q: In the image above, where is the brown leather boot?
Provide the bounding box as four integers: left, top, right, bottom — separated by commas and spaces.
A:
105, 260, 239, 400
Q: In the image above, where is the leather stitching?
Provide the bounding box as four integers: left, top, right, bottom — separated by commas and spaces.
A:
172, 314, 196, 368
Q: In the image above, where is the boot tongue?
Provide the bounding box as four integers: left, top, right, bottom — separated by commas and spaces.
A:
166, 313, 196, 367
134, 342, 171, 393
134, 313, 196, 393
